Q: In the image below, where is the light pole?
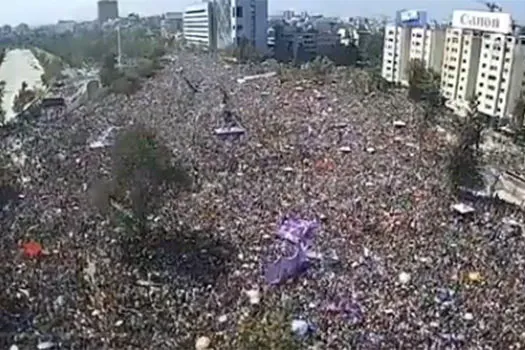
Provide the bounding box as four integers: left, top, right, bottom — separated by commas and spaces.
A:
117, 24, 122, 68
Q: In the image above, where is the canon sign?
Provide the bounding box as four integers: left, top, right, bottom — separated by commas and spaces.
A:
452, 10, 512, 34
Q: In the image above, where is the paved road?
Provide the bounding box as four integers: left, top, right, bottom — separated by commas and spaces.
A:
0, 49, 44, 122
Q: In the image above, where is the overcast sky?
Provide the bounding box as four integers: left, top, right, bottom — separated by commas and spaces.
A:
2, 0, 525, 27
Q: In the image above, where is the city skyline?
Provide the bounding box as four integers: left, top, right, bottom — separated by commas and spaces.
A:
2, 0, 525, 27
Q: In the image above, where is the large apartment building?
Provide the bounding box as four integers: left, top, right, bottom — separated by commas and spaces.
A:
475, 33, 525, 118
381, 10, 445, 86
382, 24, 411, 84
441, 28, 482, 107
442, 10, 525, 119
409, 27, 446, 73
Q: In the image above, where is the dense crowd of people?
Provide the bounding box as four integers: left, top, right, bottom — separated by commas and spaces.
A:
1, 52, 525, 349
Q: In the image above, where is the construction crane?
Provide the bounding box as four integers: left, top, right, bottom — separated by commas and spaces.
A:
476, 0, 502, 12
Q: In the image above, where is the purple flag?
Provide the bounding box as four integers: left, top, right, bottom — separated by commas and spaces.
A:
265, 247, 310, 285
277, 218, 319, 245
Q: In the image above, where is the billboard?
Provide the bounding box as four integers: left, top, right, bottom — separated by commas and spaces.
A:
452, 10, 512, 34
395, 9, 427, 27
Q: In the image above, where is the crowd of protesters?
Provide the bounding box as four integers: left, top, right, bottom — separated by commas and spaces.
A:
1, 52, 525, 349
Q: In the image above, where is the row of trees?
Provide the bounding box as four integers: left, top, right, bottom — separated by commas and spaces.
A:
16, 28, 168, 68
99, 43, 166, 96
31, 49, 66, 87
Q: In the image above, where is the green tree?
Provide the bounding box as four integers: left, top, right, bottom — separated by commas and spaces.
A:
0, 80, 6, 124
111, 75, 140, 97
328, 43, 359, 66
136, 58, 156, 78
99, 53, 119, 87
360, 31, 384, 68
0, 48, 5, 66
448, 99, 486, 191
512, 92, 525, 131
12, 81, 37, 114
97, 125, 192, 237
230, 38, 261, 63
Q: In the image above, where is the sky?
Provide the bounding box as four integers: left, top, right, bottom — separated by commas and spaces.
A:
2, 0, 525, 27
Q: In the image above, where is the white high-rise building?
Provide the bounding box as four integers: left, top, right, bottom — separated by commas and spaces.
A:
382, 24, 411, 85
442, 10, 525, 119
475, 33, 525, 118
381, 10, 445, 86
409, 27, 446, 73
183, 2, 216, 49
441, 28, 482, 107
184, 0, 268, 53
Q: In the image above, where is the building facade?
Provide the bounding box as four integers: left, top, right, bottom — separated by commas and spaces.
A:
184, 0, 268, 53
382, 24, 411, 85
409, 26, 446, 73
441, 28, 482, 107
230, 0, 268, 52
442, 10, 525, 119
183, 2, 216, 49
97, 0, 119, 24
381, 10, 445, 86
475, 33, 525, 118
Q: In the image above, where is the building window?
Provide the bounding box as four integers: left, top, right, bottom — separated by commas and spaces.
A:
479, 82, 484, 87
482, 63, 487, 68
237, 24, 243, 30
233, 6, 243, 17
485, 104, 491, 109
486, 94, 494, 100
488, 75, 497, 80
488, 85, 495, 91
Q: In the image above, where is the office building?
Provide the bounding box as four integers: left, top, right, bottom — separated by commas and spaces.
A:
98, 0, 119, 23
442, 10, 525, 119
230, 0, 268, 52
183, 2, 216, 49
